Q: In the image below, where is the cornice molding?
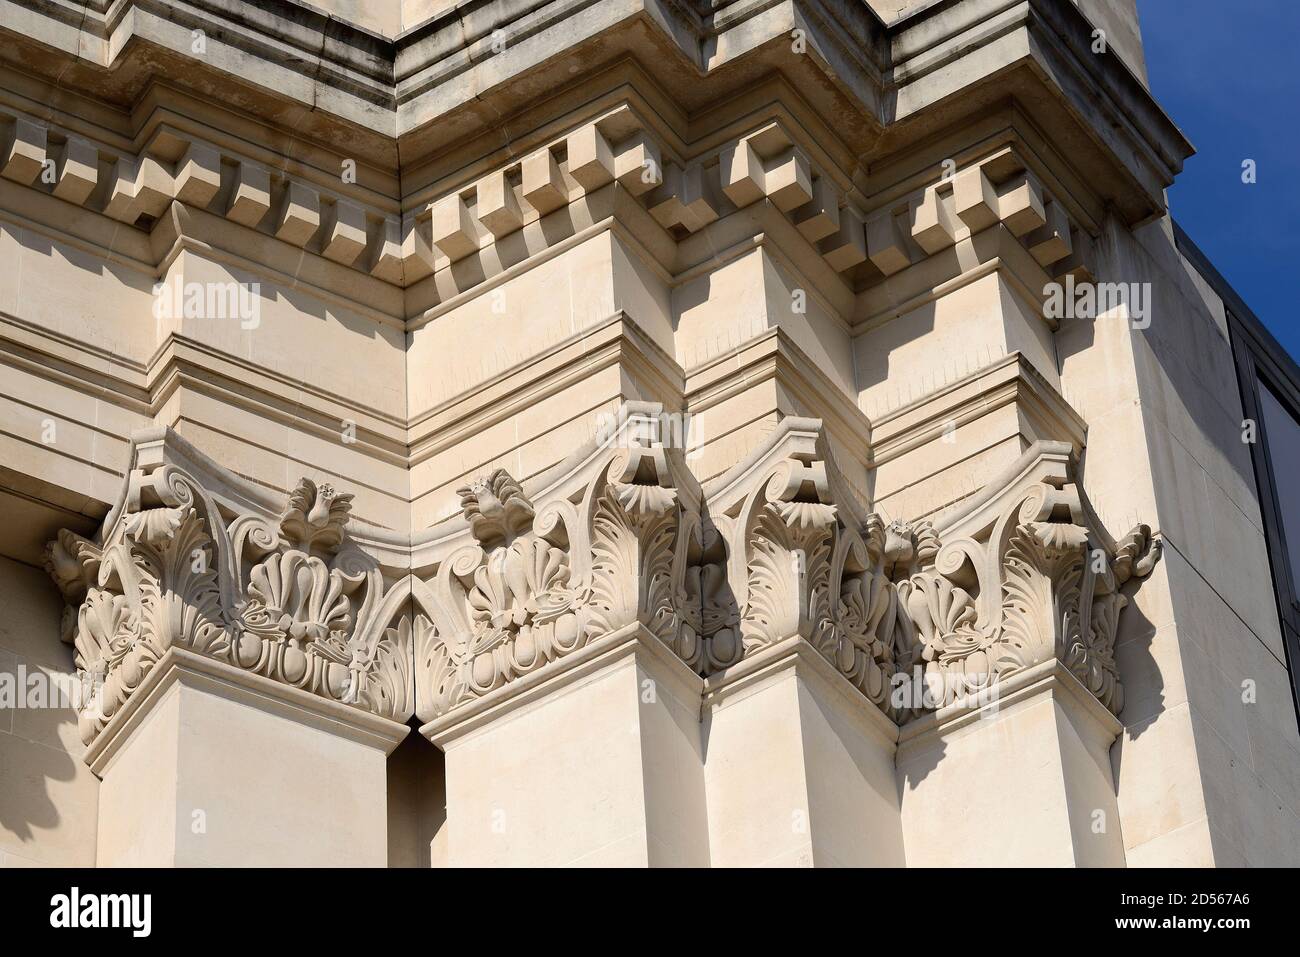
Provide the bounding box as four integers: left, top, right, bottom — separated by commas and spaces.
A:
894, 656, 1125, 761
868, 350, 1086, 465
409, 311, 684, 467
2, 0, 1190, 287
882, 0, 1190, 225
85, 645, 411, 776
0, 0, 888, 146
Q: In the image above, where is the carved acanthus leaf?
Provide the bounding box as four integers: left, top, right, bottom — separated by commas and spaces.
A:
49, 465, 409, 743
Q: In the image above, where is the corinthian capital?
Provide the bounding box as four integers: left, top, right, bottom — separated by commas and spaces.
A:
412, 402, 714, 723
705, 418, 897, 706
703, 426, 1161, 722
895, 443, 1162, 717
46, 429, 412, 745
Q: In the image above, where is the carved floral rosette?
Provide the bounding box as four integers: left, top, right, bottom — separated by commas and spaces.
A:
46, 460, 413, 744
412, 414, 726, 722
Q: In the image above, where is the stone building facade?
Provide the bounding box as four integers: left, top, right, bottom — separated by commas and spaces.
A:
1, 0, 1298, 867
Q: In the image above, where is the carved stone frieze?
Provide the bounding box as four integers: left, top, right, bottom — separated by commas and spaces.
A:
49, 417, 1160, 741
894, 479, 1161, 717
46, 445, 414, 744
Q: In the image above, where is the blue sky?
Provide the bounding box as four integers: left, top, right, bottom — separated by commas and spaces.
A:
1138, 0, 1300, 361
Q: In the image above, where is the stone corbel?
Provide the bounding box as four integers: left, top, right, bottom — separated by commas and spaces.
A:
45, 428, 414, 746
412, 402, 715, 723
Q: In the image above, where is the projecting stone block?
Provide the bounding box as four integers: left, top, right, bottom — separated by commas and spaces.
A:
401, 206, 435, 282
647, 163, 719, 233
370, 216, 404, 283
720, 139, 765, 208
227, 162, 271, 227
174, 142, 221, 209
866, 208, 911, 276
765, 146, 813, 212
613, 131, 662, 196
794, 176, 841, 243
476, 169, 524, 238
953, 165, 999, 233
275, 180, 321, 246
820, 205, 867, 271
522, 148, 567, 216
52, 135, 98, 205
909, 185, 958, 255
566, 124, 615, 192
323, 198, 368, 265
2, 116, 46, 185
102, 156, 140, 222
1051, 226, 1094, 283
135, 156, 173, 218
431, 192, 479, 261
998, 171, 1046, 237
1026, 198, 1073, 266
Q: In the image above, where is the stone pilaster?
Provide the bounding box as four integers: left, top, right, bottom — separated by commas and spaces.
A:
882, 442, 1160, 866
411, 403, 713, 865
45, 428, 412, 866
49, 412, 1163, 867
